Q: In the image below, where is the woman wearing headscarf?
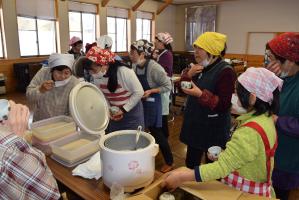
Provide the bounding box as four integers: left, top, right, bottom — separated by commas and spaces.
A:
163, 67, 282, 199
97, 35, 122, 61
153, 32, 174, 138
265, 32, 299, 200
68, 36, 85, 59
84, 46, 144, 132
179, 32, 236, 169
26, 53, 80, 121
130, 39, 174, 173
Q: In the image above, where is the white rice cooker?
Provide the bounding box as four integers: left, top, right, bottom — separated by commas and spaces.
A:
70, 81, 159, 192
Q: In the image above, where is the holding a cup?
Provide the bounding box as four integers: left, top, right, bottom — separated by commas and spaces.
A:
207, 146, 222, 161
181, 81, 192, 89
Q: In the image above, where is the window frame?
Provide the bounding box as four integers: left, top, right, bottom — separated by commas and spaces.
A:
17, 15, 57, 57
107, 16, 128, 53
136, 17, 152, 42
68, 9, 97, 49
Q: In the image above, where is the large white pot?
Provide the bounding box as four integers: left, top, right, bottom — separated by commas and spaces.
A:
99, 130, 159, 192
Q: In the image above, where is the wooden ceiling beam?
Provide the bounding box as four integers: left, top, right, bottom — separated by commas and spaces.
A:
132, 0, 145, 11
156, 0, 173, 15
101, 0, 111, 7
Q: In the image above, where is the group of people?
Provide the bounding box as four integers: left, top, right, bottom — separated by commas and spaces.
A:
0, 31, 298, 200
163, 32, 299, 200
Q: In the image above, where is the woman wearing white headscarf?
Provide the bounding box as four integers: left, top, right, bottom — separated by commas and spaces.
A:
97, 35, 122, 61
26, 53, 80, 121
153, 32, 174, 138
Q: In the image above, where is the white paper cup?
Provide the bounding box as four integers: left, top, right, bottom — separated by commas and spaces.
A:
208, 146, 222, 159
181, 81, 192, 89
110, 106, 120, 115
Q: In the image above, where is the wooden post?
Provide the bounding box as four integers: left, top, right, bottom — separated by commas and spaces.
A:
101, 0, 110, 7
157, 0, 173, 15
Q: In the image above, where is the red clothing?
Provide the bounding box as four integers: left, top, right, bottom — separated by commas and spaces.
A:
0, 133, 60, 200
181, 67, 236, 112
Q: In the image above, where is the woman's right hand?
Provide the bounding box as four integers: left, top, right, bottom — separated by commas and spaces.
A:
207, 152, 218, 161
187, 63, 204, 78
39, 80, 54, 93
2, 101, 30, 137
266, 61, 281, 76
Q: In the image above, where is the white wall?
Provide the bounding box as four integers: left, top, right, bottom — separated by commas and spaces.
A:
175, 0, 299, 53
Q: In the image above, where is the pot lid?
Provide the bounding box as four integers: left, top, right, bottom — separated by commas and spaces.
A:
69, 82, 109, 136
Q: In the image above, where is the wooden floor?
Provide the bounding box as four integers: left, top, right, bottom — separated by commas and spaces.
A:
1, 92, 188, 170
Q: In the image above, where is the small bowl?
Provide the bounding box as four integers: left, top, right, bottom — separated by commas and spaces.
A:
181, 81, 192, 89
208, 146, 222, 158
110, 106, 120, 115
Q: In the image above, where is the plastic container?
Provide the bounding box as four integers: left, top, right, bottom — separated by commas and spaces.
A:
51, 132, 101, 164
32, 115, 76, 142
49, 82, 109, 167
31, 116, 76, 154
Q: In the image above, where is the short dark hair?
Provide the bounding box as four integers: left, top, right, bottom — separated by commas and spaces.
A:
236, 81, 280, 116
72, 40, 83, 47
51, 65, 71, 72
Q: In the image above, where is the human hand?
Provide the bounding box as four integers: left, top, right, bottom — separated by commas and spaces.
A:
161, 168, 195, 191
110, 110, 124, 121
266, 61, 281, 76
187, 63, 204, 78
39, 80, 54, 93
2, 101, 30, 136
182, 81, 202, 97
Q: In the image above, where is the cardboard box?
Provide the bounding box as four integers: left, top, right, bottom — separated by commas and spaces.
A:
126, 168, 278, 200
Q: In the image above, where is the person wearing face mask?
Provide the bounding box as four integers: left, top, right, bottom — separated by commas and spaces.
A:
130, 39, 174, 173
179, 32, 236, 169
26, 53, 80, 121
264, 32, 299, 200
162, 67, 282, 198
97, 35, 122, 61
153, 32, 174, 139
68, 36, 85, 59
85, 46, 144, 132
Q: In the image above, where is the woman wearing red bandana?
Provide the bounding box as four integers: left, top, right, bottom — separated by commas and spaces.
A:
84, 46, 145, 133
266, 32, 299, 200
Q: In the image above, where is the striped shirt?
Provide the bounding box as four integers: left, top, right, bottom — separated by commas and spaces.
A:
0, 128, 60, 200
94, 66, 144, 112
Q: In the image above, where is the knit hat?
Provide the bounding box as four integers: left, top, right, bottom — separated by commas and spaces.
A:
131, 39, 154, 57
238, 67, 283, 103
86, 46, 115, 66
69, 36, 82, 46
97, 35, 113, 49
156, 32, 173, 45
193, 32, 227, 56
268, 32, 299, 62
48, 53, 75, 69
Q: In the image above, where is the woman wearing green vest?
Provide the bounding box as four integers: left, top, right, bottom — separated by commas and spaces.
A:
265, 32, 299, 200
162, 67, 282, 198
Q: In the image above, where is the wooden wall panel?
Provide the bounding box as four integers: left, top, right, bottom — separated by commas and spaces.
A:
0, 57, 48, 93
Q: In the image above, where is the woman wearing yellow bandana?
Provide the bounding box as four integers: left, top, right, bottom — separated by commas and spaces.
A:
179, 32, 236, 168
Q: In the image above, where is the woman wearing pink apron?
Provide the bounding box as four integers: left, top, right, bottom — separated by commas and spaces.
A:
162, 67, 283, 198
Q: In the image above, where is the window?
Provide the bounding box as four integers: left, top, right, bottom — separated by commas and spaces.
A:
16, 0, 56, 56
107, 7, 129, 52
136, 11, 153, 42
185, 5, 216, 51
69, 1, 97, 51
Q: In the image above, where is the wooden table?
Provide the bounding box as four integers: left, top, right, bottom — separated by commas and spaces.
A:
46, 157, 162, 200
